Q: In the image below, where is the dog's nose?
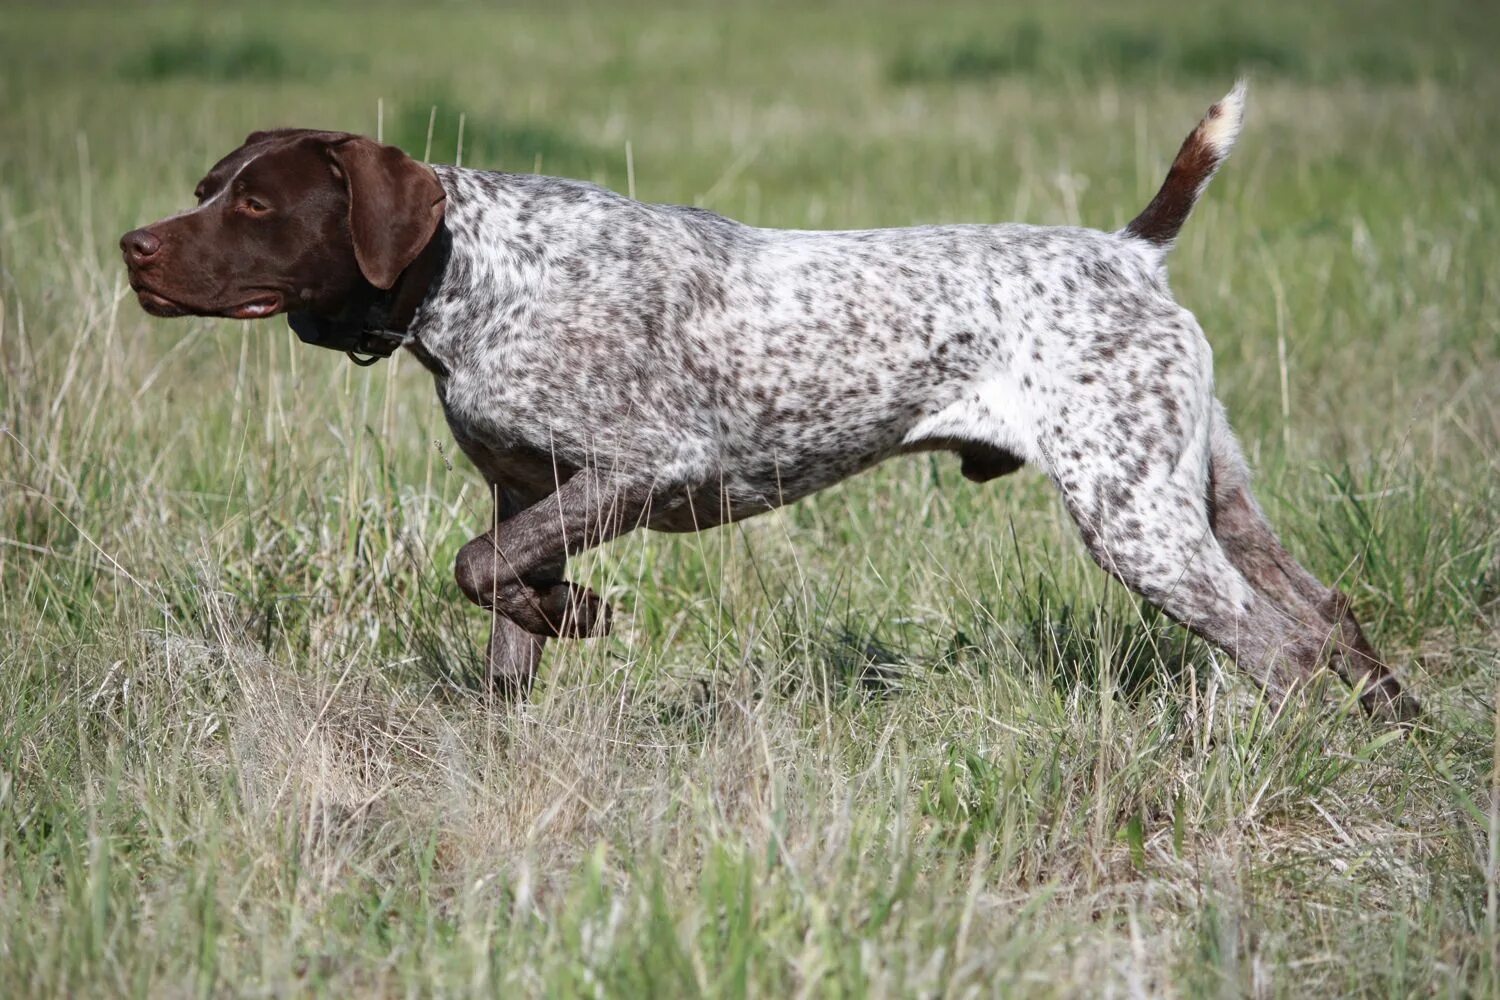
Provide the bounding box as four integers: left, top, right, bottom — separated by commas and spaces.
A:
119, 228, 162, 265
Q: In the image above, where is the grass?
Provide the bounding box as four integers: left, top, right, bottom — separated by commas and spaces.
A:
383, 88, 612, 180
1, 0, 1498, 994
120, 33, 309, 84
886, 14, 1458, 86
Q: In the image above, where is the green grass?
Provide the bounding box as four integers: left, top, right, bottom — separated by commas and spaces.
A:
2, 0, 1498, 995
886, 12, 1458, 86
120, 33, 312, 84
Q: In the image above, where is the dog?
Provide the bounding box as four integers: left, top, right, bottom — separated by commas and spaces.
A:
120, 82, 1420, 722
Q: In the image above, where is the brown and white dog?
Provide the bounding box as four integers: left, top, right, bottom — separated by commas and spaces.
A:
121, 83, 1420, 721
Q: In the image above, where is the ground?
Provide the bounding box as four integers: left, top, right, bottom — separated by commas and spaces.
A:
1, 0, 1497, 995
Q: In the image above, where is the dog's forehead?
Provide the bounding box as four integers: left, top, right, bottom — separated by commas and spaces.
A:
198, 129, 354, 191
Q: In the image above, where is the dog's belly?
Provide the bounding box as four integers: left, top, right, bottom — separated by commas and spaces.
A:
642, 437, 1025, 533
642, 444, 896, 532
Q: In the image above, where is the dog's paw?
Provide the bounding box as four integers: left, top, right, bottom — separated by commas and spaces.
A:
493, 580, 612, 639
1361, 677, 1425, 730
532, 582, 612, 639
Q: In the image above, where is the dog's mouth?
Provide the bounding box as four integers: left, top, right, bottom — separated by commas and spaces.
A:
132, 284, 282, 320
222, 293, 283, 319
133, 287, 189, 318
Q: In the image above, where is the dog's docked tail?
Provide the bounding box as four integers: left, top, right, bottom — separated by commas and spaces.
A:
1123, 81, 1246, 251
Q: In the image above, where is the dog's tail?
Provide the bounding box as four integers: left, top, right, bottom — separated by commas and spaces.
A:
1122, 81, 1246, 252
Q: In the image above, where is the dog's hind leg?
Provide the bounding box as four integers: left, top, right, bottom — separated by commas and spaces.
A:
1050, 431, 1326, 705
1035, 348, 1349, 708
1205, 404, 1421, 723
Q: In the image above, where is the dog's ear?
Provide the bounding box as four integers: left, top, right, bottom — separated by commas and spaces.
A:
327, 138, 446, 290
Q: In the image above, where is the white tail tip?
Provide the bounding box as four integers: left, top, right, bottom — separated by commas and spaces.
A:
1201, 79, 1248, 158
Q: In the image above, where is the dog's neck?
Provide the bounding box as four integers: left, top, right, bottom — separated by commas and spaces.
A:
390, 166, 639, 383
399, 166, 569, 381
286, 224, 452, 371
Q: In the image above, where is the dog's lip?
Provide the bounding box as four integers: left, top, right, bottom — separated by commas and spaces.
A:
130, 282, 282, 320
223, 293, 282, 320
132, 284, 189, 318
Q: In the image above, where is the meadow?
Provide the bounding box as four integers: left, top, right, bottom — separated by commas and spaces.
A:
1, 0, 1498, 994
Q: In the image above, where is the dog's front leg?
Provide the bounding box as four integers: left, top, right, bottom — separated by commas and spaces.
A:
476, 486, 564, 696
456, 469, 653, 645
485, 611, 548, 697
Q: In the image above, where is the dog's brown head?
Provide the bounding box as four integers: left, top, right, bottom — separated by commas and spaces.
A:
121, 129, 445, 320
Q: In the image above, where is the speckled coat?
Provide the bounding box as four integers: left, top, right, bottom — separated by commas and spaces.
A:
422, 168, 1194, 516
409, 84, 1417, 720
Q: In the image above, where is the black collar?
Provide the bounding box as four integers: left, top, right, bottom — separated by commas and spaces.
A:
286, 225, 451, 368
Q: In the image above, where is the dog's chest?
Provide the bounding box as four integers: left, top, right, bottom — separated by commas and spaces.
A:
435, 375, 573, 496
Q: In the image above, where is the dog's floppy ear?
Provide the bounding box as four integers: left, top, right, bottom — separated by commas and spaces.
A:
327, 137, 446, 290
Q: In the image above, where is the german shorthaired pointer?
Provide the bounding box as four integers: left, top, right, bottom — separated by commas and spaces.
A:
120, 83, 1420, 722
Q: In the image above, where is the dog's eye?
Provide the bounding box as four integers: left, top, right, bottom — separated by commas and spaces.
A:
239, 196, 271, 215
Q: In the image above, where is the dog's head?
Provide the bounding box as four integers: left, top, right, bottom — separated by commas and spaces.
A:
120, 129, 445, 320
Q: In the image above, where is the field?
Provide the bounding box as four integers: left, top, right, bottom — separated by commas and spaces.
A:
2, 0, 1498, 994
